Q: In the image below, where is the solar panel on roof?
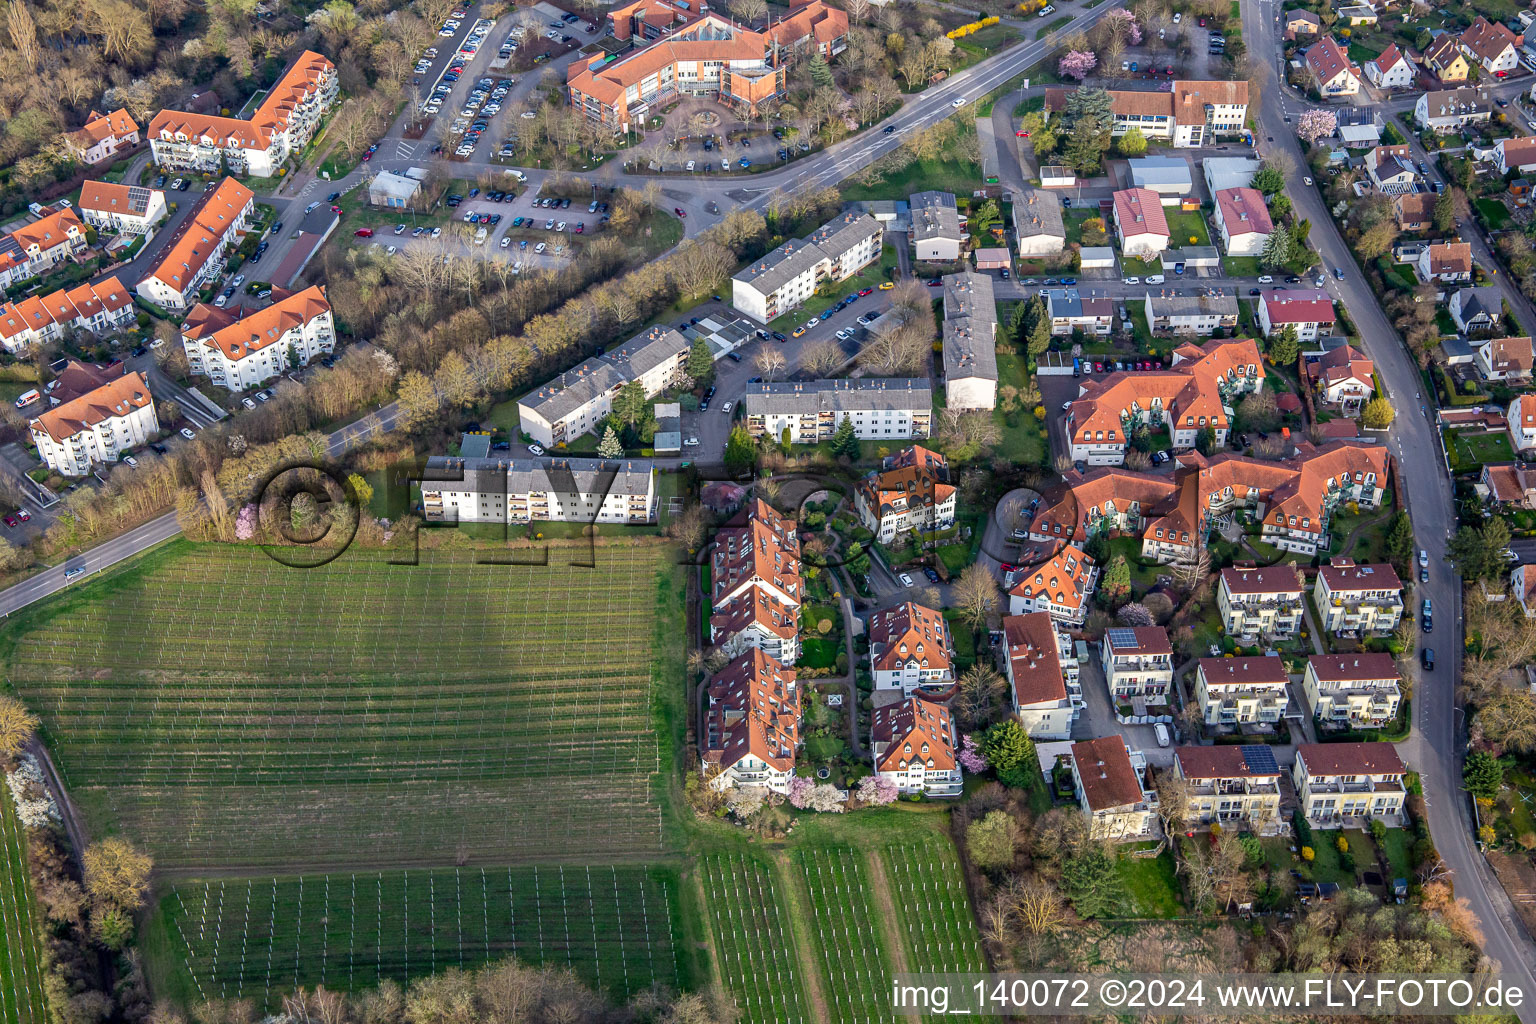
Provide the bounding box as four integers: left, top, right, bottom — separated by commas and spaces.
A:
1106, 627, 1139, 650
1240, 745, 1278, 774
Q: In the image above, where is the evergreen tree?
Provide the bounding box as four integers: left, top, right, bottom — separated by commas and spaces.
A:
1251, 162, 1285, 196
686, 337, 715, 384
1259, 228, 1294, 269
596, 425, 623, 459
1026, 297, 1052, 358
1266, 324, 1300, 368
1100, 555, 1132, 606
1009, 300, 1031, 345
981, 720, 1039, 790
1060, 845, 1126, 919
1463, 750, 1507, 800
724, 425, 757, 473
1195, 425, 1217, 455
1433, 189, 1455, 233
1385, 510, 1415, 571
612, 381, 649, 427
808, 55, 833, 86
830, 414, 860, 459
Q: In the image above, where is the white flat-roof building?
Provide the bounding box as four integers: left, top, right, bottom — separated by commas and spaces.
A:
731, 212, 883, 323
420, 456, 658, 524
743, 378, 931, 443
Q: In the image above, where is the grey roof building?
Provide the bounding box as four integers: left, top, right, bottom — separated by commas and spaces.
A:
743, 378, 933, 442
910, 191, 965, 260
518, 357, 627, 430
942, 271, 998, 410
735, 238, 828, 296
603, 326, 689, 383
1129, 156, 1194, 195
1013, 188, 1066, 256
1144, 289, 1240, 334
420, 456, 658, 523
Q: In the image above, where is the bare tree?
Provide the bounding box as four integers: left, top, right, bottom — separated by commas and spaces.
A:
754, 346, 788, 380
952, 562, 1001, 633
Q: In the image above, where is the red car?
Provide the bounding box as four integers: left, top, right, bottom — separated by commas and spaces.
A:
3, 515, 16, 529
574, 223, 584, 234
858, 287, 873, 296
362, 151, 373, 161
674, 207, 686, 217
355, 228, 374, 237
1198, 15, 1205, 25
17, 509, 29, 522
1015, 129, 1031, 137
330, 205, 343, 213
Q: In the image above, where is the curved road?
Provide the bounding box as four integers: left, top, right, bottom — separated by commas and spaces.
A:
1244, 0, 1536, 1012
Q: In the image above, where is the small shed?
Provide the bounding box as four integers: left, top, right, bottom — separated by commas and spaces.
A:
973, 246, 1012, 269
1040, 165, 1077, 188
1079, 246, 1116, 269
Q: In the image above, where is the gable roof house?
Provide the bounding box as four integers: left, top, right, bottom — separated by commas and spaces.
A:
1481, 336, 1536, 383
1111, 187, 1170, 257
1451, 286, 1504, 333
1414, 87, 1491, 132
1258, 288, 1336, 341
701, 649, 800, 793
135, 176, 254, 311
1416, 241, 1474, 283
1364, 44, 1414, 88
1003, 612, 1082, 739
868, 601, 955, 696
1284, 9, 1321, 38
1304, 37, 1362, 95
1393, 192, 1436, 230
855, 445, 956, 543
1066, 737, 1159, 840
1460, 15, 1520, 73
1212, 187, 1273, 256
1479, 462, 1536, 508
1042, 80, 1248, 148
1012, 188, 1066, 256
871, 698, 960, 796
1006, 543, 1098, 626
0, 276, 135, 354
76, 180, 168, 238
909, 190, 966, 262
1496, 136, 1536, 176
1307, 343, 1375, 414
942, 271, 998, 411
1365, 145, 1418, 195
1421, 32, 1471, 84
1509, 394, 1536, 453
1144, 289, 1240, 335
64, 108, 139, 165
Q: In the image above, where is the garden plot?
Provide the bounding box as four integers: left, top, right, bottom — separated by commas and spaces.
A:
699, 852, 809, 1024
152, 864, 686, 1013
3, 542, 678, 871
796, 847, 895, 1024
879, 838, 986, 974
0, 790, 46, 1024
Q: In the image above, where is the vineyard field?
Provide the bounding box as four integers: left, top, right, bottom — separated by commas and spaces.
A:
0, 789, 46, 1024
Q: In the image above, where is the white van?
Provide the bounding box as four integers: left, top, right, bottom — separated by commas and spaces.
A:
14, 389, 39, 408
1154, 723, 1170, 747
305, 201, 322, 214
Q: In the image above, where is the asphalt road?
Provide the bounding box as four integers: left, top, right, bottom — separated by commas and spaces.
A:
1245, 0, 1536, 1009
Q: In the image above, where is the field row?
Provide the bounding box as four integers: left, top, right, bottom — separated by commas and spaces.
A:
0, 790, 46, 1024
155, 864, 687, 1011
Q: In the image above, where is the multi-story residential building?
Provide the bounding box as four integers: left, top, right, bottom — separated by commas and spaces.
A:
1258, 289, 1336, 341
1365, 145, 1418, 195
764, 0, 849, 59
1196, 656, 1290, 727
1421, 33, 1471, 85
701, 649, 800, 793
1364, 45, 1414, 88
1479, 462, 1536, 507
1304, 36, 1361, 95
1212, 187, 1273, 256
1417, 241, 1473, 284
1217, 565, 1304, 639
1006, 544, 1097, 626
1292, 742, 1406, 827
1393, 192, 1436, 230
517, 326, 689, 447
710, 585, 800, 665
1314, 559, 1404, 635
1512, 563, 1536, 617
76, 181, 168, 238
419, 456, 658, 524
743, 378, 931, 442
1460, 15, 1520, 73
29, 369, 157, 477
1045, 288, 1114, 335
1065, 338, 1264, 465
1414, 87, 1491, 133
1043, 80, 1249, 147
1013, 188, 1065, 256
1100, 626, 1173, 700
11, 207, 89, 279
1144, 289, 1239, 335
1112, 187, 1170, 258
64, 108, 139, 164
1480, 336, 1535, 383
1004, 612, 1082, 739
855, 445, 955, 543
136, 176, 254, 311
942, 271, 997, 410
1450, 286, 1503, 333
711, 496, 802, 618
1174, 745, 1284, 831
1307, 344, 1375, 414
150, 51, 337, 176
871, 697, 961, 796
1495, 136, 1536, 176
0, 276, 136, 354
868, 601, 954, 695
1508, 395, 1536, 454
909, 191, 965, 261
1067, 737, 1158, 840
731, 212, 883, 323
180, 284, 334, 391
1303, 653, 1402, 728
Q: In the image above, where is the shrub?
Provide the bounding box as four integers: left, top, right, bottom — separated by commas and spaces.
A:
1301, 846, 1315, 862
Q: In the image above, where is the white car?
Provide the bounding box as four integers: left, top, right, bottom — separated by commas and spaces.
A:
122, 455, 138, 468
500, 236, 512, 248
1303, 176, 1313, 185
1037, 3, 1054, 14
528, 443, 545, 455
1172, 11, 1181, 21
1257, 275, 1273, 283
1419, 549, 1429, 568
231, 274, 245, 288
805, 316, 820, 328
683, 437, 700, 447
1061, 401, 1072, 411
721, 401, 733, 414
534, 241, 547, 253
1145, 274, 1165, 284
180, 427, 196, 440
242, 397, 256, 409
1122, 276, 1139, 285
686, 160, 696, 171
836, 328, 853, 340
898, 572, 914, 586
951, 97, 967, 107
431, 227, 442, 238
387, 245, 398, 255
521, 110, 537, 119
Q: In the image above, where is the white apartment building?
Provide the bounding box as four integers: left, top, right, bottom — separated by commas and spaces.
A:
1067, 737, 1159, 840
1044, 80, 1248, 147
181, 285, 334, 391
871, 698, 961, 797
1217, 565, 1304, 639
1144, 290, 1239, 335
420, 456, 658, 525
30, 370, 158, 477
855, 446, 956, 543
731, 212, 883, 322
1007, 544, 1098, 626
702, 649, 800, 793
1004, 612, 1082, 739
710, 585, 800, 666
1174, 745, 1284, 831
743, 379, 931, 443
0, 276, 136, 354
1510, 395, 1536, 454
1258, 289, 1336, 342
868, 601, 954, 695
1099, 626, 1173, 700
77, 181, 168, 237
1314, 560, 1404, 635
149, 51, 338, 177
517, 326, 689, 447
1292, 742, 1407, 827
909, 191, 965, 261
1195, 656, 1290, 727
64, 108, 139, 165
942, 271, 998, 410
1303, 653, 1402, 728
136, 177, 254, 311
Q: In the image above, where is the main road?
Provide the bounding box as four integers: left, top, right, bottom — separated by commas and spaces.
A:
1244, 0, 1536, 1009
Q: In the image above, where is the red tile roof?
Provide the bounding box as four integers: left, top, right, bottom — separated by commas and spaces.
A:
1220, 565, 1303, 596
1317, 559, 1402, 592
702, 648, 799, 773
185, 284, 329, 360
1215, 187, 1273, 237
869, 601, 952, 675
1297, 741, 1404, 777
1176, 744, 1282, 779
1305, 36, 1359, 85
1003, 612, 1066, 707
1199, 656, 1289, 688
1113, 187, 1168, 239
1262, 288, 1335, 325
1103, 625, 1171, 657
31, 370, 152, 443
1072, 737, 1145, 811
1009, 543, 1095, 614
872, 698, 955, 773
1306, 652, 1399, 683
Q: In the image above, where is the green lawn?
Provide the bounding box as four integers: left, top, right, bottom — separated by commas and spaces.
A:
1062, 210, 1101, 247
1116, 847, 1184, 918
1476, 197, 1511, 230
1222, 256, 1261, 277
1164, 209, 1211, 247
841, 140, 983, 203
1347, 42, 1382, 63
800, 636, 841, 669
992, 349, 1047, 465
1104, 535, 1166, 590
1453, 430, 1515, 470
1376, 256, 1417, 291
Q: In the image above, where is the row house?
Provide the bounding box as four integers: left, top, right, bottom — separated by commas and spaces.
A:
419, 457, 658, 525
135, 177, 254, 311
1482, 336, 1535, 384
1100, 626, 1173, 700
181, 284, 334, 391
1195, 656, 1290, 727
0, 276, 135, 354
77, 181, 168, 238
731, 212, 882, 323
1217, 565, 1304, 639
29, 369, 157, 477
1257, 289, 1336, 342
855, 445, 955, 543
1414, 87, 1491, 134
1173, 745, 1283, 831
1004, 612, 1082, 739
517, 326, 689, 447
871, 697, 961, 797
1143, 290, 1239, 336
744, 378, 932, 443
1043, 80, 1248, 148
1303, 653, 1402, 728
868, 601, 954, 696
64, 108, 139, 164
942, 271, 998, 410
1067, 737, 1159, 841
710, 498, 803, 664
1045, 288, 1115, 336
1293, 742, 1407, 827
1314, 559, 1404, 635
1006, 543, 1097, 627
149, 51, 338, 177
702, 649, 800, 793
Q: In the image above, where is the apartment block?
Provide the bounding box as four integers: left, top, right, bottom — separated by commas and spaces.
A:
1174, 744, 1284, 831
181, 284, 334, 391
731, 212, 882, 323
872, 697, 961, 797
136, 177, 254, 311
1004, 611, 1082, 739
702, 649, 800, 793
1099, 626, 1173, 700
517, 326, 689, 447
419, 456, 658, 524
1217, 565, 1304, 639
855, 446, 955, 543
1303, 653, 1402, 728
743, 378, 931, 443
1195, 656, 1290, 727
1314, 560, 1404, 635
868, 601, 954, 696
29, 369, 157, 477
1067, 737, 1159, 840
1292, 742, 1406, 827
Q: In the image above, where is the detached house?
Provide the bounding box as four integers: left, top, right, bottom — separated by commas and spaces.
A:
1496, 136, 1536, 176
1212, 187, 1273, 256
1013, 188, 1066, 256
868, 601, 954, 696
1421, 33, 1471, 85
1174, 745, 1284, 832
701, 649, 800, 793
1066, 737, 1158, 840
1217, 565, 1304, 639
1004, 612, 1082, 739
1112, 187, 1170, 258
1364, 145, 1417, 195
1393, 192, 1436, 230
1417, 241, 1474, 283
1460, 15, 1520, 74
1480, 462, 1536, 507
1007, 544, 1098, 626
1304, 37, 1362, 96
1512, 563, 1536, 616
1315, 559, 1404, 635
1258, 288, 1336, 341
1293, 742, 1407, 827
1450, 286, 1504, 333
1303, 653, 1402, 728
871, 698, 961, 797
1196, 656, 1290, 727
1414, 87, 1491, 132
909, 191, 966, 262
1479, 336, 1535, 382
1284, 9, 1320, 38
855, 445, 956, 543
65, 109, 140, 165
1508, 394, 1536, 453
1364, 45, 1414, 89
1099, 626, 1173, 700
1046, 288, 1115, 335
1308, 343, 1375, 414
